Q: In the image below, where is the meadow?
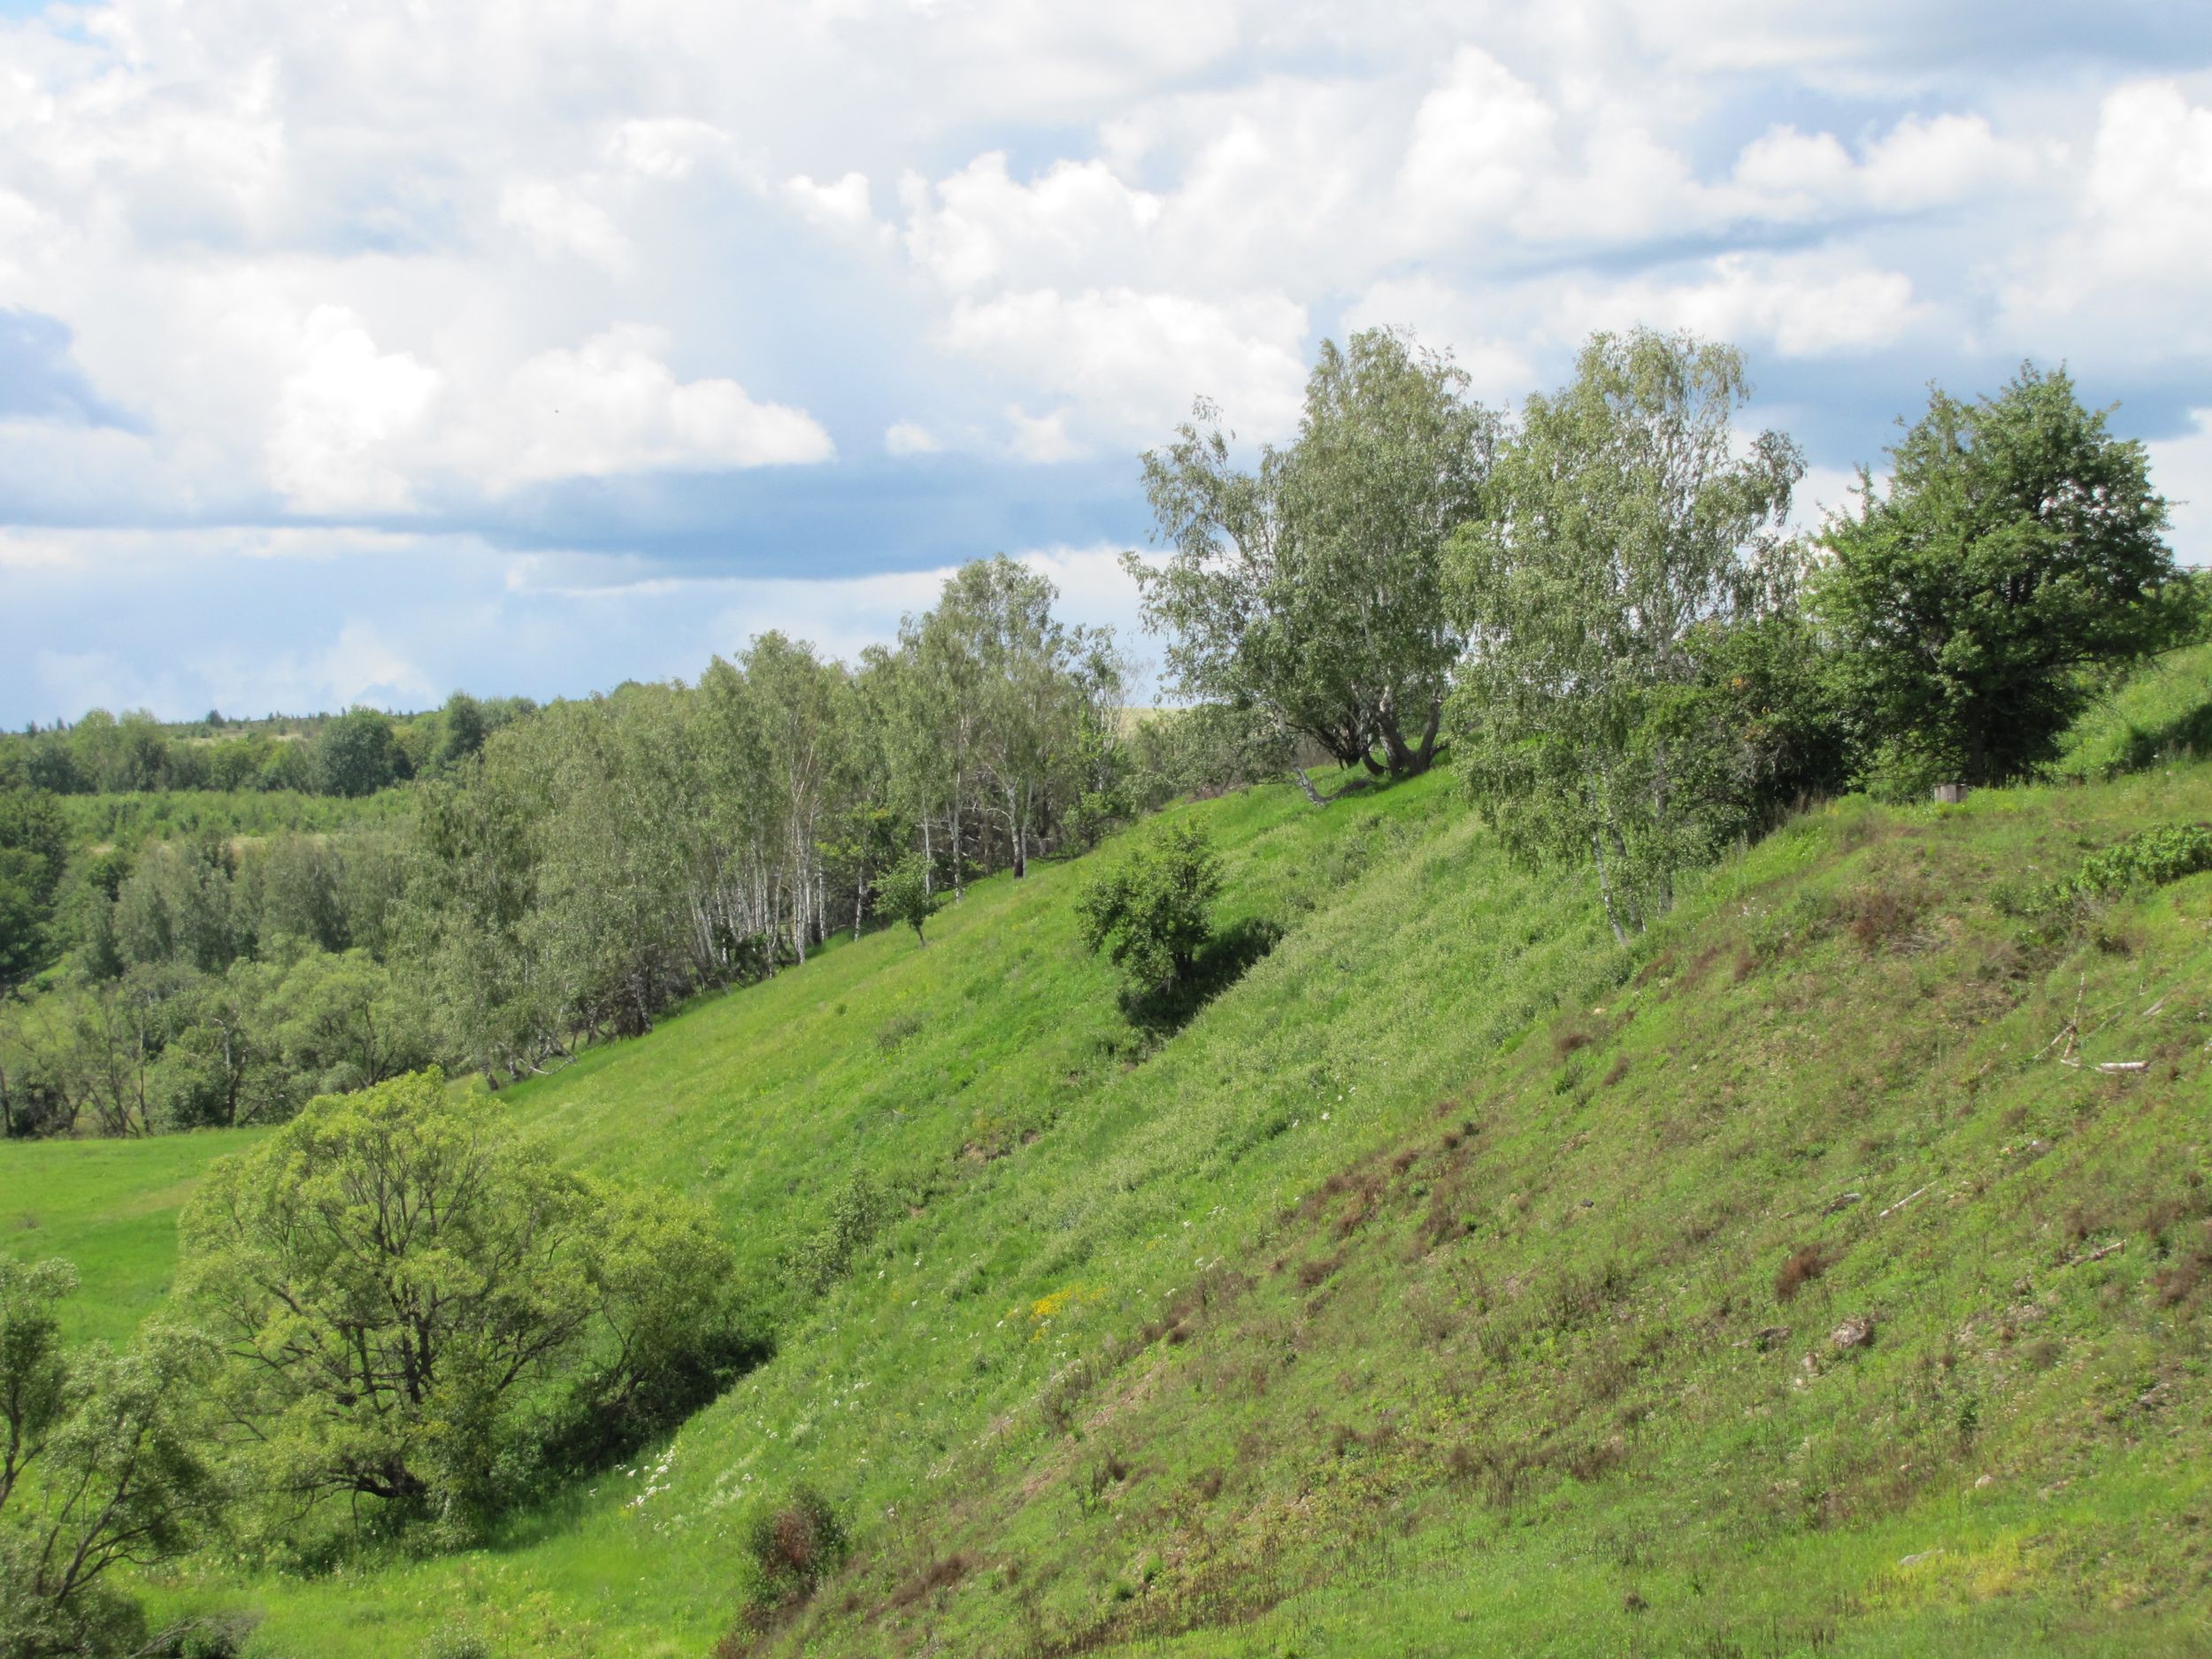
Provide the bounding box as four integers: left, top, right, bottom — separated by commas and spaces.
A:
7, 680, 2203, 1655
0, 1128, 260, 1348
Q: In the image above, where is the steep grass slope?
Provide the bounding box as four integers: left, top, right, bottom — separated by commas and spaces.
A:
29, 753, 2204, 1656
0, 1129, 258, 1348
2055, 642, 2212, 780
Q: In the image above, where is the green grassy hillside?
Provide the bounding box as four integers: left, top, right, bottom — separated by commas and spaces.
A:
28, 754, 2212, 1656
2055, 642, 2212, 780
0, 1129, 260, 1348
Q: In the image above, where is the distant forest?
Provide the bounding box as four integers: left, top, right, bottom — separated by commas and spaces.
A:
0, 554, 1277, 1136
0, 695, 540, 799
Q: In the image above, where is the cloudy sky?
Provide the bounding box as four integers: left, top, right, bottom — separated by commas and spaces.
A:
2, 0, 2208, 724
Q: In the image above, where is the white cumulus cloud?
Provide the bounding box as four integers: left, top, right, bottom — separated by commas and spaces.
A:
498, 180, 631, 272
464, 325, 835, 492
265, 306, 441, 514
945, 287, 1309, 449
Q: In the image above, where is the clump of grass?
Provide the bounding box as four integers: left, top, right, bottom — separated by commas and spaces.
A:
875, 1010, 924, 1053
1774, 1246, 1829, 1303
1832, 882, 1925, 950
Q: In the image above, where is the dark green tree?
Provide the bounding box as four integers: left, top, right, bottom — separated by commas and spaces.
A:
438, 691, 489, 770
1076, 820, 1223, 996
311, 708, 404, 798
0, 791, 68, 990
1815, 365, 2201, 790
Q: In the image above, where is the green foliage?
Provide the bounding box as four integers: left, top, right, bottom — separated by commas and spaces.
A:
786, 1169, 894, 1295
0, 949, 429, 1138
0, 789, 68, 988
1, 1261, 219, 1659
1816, 364, 2200, 788
56, 788, 413, 849
1446, 327, 1805, 939
2056, 821, 2212, 897
1133, 327, 1495, 791
2016, 822, 2212, 935
178, 1071, 744, 1532
741, 1483, 849, 1610
1076, 820, 1223, 996
874, 854, 940, 945
311, 709, 409, 798
1123, 703, 1291, 807
0, 1256, 77, 1507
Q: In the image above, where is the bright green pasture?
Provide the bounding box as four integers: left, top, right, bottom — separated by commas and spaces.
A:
0, 1128, 263, 1348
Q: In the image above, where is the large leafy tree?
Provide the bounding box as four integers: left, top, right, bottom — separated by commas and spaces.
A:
179, 1071, 743, 1526
1814, 365, 2200, 789
1446, 329, 1805, 941
312, 708, 405, 798
1133, 328, 1496, 804
1, 1259, 219, 1659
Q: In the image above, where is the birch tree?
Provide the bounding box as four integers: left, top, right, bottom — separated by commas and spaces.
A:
1132, 328, 1496, 804
1446, 328, 1803, 941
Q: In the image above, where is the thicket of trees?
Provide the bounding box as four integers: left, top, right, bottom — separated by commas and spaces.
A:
4, 556, 1223, 1128
404, 557, 1135, 1084
0, 693, 534, 800
1139, 328, 2203, 940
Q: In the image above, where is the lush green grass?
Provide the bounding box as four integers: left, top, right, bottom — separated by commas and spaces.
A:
2054, 641, 2212, 780
0, 1129, 262, 1348
30, 754, 2212, 1656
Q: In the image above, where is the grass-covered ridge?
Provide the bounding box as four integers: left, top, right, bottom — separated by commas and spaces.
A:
28, 756, 2212, 1656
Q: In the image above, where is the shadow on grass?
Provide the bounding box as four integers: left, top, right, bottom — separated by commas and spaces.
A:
2112, 701, 2212, 774
1121, 918, 1286, 1040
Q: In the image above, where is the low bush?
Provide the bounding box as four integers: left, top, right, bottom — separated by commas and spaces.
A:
743, 1484, 850, 1609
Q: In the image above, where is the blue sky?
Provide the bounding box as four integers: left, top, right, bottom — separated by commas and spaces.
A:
1, 0, 2209, 724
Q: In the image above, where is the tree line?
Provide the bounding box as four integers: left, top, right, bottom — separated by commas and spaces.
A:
4, 324, 2202, 1134
0, 695, 536, 800
1135, 327, 2203, 942
4, 557, 1283, 1133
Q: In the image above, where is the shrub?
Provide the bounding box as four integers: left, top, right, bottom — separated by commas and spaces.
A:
1832, 882, 1925, 950
743, 1484, 850, 1609
416, 1621, 495, 1659
1075, 821, 1223, 997
787, 1170, 894, 1294
2022, 823, 2212, 936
